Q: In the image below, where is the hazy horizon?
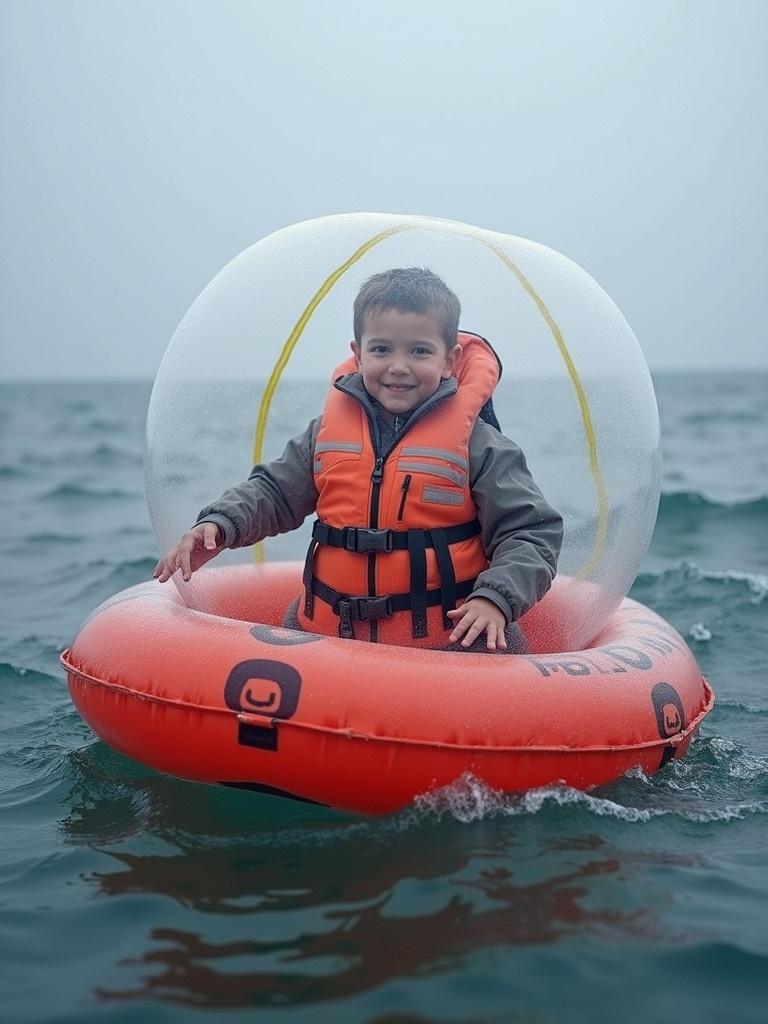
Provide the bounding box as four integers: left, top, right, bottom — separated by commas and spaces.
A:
5, 366, 767, 386
2, 0, 766, 379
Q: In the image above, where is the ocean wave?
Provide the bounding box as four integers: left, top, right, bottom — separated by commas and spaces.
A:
413, 773, 768, 825
84, 441, 142, 465
55, 397, 95, 414
692, 737, 768, 782
633, 563, 768, 604
658, 491, 768, 516
620, 740, 768, 821
21, 530, 84, 544
21, 443, 142, 469
714, 699, 768, 716
0, 630, 72, 673
680, 408, 765, 426
74, 557, 161, 601
39, 482, 140, 502
115, 524, 153, 537
82, 417, 125, 433
0, 662, 59, 689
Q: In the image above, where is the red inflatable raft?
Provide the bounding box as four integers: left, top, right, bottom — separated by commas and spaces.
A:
61, 563, 713, 814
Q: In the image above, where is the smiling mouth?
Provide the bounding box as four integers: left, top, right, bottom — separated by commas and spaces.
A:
385, 384, 416, 391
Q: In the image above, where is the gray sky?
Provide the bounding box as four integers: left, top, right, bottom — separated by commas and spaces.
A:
1, 0, 766, 378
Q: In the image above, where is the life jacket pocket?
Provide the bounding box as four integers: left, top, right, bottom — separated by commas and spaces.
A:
397, 459, 466, 488
397, 474, 412, 521
396, 452, 468, 509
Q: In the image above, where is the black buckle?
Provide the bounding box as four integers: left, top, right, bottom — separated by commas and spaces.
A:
343, 527, 393, 553
337, 595, 393, 621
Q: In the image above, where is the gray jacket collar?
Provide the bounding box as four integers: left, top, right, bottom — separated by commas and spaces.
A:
334, 371, 458, 457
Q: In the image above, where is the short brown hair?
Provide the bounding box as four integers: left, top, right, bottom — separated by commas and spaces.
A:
353, 267, 461, 349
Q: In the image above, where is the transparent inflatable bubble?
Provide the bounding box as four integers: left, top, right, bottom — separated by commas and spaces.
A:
145, 213, 660, 652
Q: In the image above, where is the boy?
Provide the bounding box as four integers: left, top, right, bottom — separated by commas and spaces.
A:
154, 268, 563, 652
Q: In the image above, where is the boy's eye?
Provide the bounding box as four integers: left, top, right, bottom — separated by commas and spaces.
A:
412, 346, 432, 356
369, 344, 389, 354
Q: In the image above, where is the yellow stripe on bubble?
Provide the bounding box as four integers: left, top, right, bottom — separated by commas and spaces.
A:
252, 218, 608, 576
250, 223, 410, 561
477, 238, 608, 577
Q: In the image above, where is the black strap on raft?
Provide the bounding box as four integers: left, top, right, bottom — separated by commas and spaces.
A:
305, 518, 481, 639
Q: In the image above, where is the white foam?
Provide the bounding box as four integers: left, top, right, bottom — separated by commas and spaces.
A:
689, 622, 712, 641
524, 786, 655, 822
413, 772, 768, 825
707, 738, 768, 780
413, 773, 510, 822
414, 773, 656, 823
717, 699, 768, 716
683, 803, 767, 823
691, 565, 768, 604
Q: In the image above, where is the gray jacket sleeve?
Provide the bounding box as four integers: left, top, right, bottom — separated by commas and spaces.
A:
468, 419, 563, 623
196, 418, 321, 548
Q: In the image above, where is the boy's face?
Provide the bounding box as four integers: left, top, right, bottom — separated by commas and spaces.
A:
351, 308, 461, 416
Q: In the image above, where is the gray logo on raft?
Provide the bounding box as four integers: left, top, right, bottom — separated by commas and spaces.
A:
525, 627, 686, 679
249, 624, 322, 646
224, 658, 302, 752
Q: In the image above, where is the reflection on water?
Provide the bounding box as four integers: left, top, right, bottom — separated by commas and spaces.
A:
58, 745, 693, 1011
92, 853, 653, 1008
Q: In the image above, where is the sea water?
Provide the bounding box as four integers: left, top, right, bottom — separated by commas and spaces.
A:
1, 372, 766, 1023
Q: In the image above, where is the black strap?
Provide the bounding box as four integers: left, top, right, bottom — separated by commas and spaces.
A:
310, 576, 476, 621
305, 519, 481, 640
311, 518, 480, 553
431, 528, 457, 629
337, 599, 354, 639
302, 541, 317, 619
407, 531, 428, 639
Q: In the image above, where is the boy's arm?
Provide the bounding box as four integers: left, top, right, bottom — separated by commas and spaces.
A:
196, 417, 321, 548
468, 420, 564, 623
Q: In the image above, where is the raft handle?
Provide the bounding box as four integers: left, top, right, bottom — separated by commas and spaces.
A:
237, 712, 278, 752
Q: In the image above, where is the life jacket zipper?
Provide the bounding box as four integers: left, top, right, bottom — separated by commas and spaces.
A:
367, 455, 384, 641
397, 474, 412, 521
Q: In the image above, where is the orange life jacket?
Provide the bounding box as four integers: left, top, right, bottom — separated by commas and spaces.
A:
297, 333, 501, 646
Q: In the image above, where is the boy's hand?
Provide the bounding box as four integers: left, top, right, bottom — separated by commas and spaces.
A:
446, 597, 508, 651
153, 522, 223, 583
